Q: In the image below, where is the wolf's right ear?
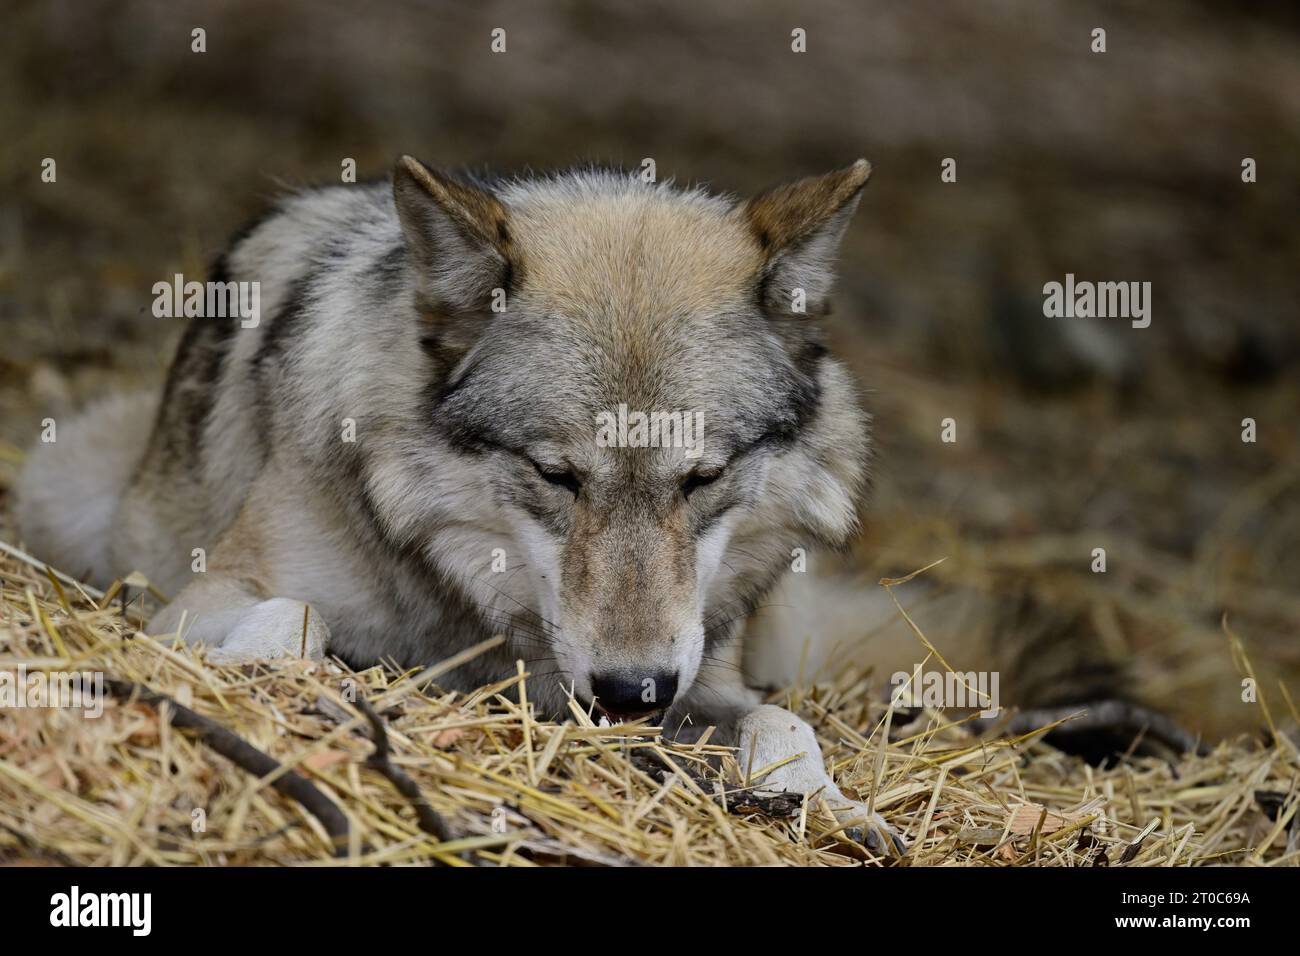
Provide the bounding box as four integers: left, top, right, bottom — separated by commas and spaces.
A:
393, 155, 514, 312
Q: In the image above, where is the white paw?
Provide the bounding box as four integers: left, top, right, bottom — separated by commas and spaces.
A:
738, 704, 905, 856
206, 598, 329, 663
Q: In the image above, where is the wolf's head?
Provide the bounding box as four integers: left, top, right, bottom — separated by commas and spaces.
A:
390, 157, 871, 719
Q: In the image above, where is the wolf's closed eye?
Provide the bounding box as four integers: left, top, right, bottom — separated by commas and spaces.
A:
681, 469, 722, 499
531, 459, 582, 497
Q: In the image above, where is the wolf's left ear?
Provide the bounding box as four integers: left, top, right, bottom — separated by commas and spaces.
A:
739, 159, 871, 316
393, 155, 514, 312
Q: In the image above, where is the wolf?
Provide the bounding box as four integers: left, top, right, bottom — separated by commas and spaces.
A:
17, 155, 908, 852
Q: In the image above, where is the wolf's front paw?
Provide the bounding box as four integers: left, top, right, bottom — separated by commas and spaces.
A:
206, 598, 329, 664
738, 704, 906, 856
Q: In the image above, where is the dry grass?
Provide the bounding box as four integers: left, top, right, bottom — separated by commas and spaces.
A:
1, 545, 1296, 867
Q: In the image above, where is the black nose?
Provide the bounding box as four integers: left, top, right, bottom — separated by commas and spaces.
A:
590, 671, 677, 716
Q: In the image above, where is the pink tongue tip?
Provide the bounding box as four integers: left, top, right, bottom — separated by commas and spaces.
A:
593, 703, 661, 724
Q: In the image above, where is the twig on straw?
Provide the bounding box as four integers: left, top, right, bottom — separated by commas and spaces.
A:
628, 752, 803, 817
102, 678, 352, 856
354, 696, 457, 844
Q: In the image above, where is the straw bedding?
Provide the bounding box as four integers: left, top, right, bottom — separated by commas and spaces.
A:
0, 545, 1296, 867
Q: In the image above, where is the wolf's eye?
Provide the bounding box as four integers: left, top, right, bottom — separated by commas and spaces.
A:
532, 460, 582, 497
681, 469, 722, 499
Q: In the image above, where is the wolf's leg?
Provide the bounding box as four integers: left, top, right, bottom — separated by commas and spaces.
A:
734, 704, 905, 855
669, 655, 906, 855
149, 580, 329, 664
145, 490, 330, 664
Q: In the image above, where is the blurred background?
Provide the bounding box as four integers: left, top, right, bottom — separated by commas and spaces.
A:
1, 0, 1296, 735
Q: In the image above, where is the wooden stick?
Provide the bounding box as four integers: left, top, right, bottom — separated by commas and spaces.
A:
103, 679, 352, 856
